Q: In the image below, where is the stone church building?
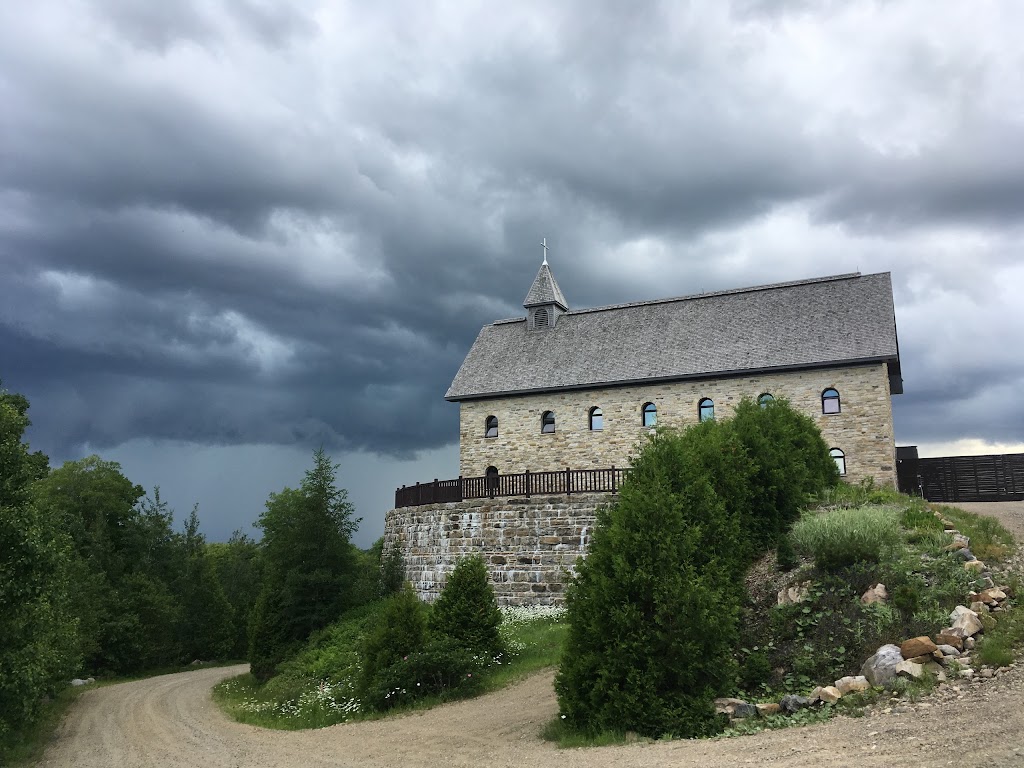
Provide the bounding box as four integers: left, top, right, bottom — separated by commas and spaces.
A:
446, 260, 902, 487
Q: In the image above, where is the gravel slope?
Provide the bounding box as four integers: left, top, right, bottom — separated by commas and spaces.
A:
41, 502, 1024, 768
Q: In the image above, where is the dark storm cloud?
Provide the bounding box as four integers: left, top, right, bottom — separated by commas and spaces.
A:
1, 0, 1023, 475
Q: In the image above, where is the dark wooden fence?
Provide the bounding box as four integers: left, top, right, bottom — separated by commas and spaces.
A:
395, 466, 628, 508
897, 446, 1024, 502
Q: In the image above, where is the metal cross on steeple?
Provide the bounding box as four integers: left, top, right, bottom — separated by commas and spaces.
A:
541, 237, 549, 265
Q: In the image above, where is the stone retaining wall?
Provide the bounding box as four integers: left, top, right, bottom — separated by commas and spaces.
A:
383, 493, 610, 606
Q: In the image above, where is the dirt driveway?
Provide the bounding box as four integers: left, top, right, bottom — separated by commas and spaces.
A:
41, 503, 1024, 768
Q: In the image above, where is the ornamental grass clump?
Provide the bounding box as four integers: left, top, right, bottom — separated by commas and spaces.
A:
790, 506, 901, 572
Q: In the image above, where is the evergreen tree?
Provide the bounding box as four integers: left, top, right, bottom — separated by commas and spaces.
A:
554, 426, 747, 738
249, 448, 361, 678
177, 506, 235, 661
429, 555, 504, 659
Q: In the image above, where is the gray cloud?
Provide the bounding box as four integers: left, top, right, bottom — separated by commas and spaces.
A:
2, 0, 1023, 537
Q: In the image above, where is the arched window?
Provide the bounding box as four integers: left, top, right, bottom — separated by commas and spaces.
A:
758, 393, 774, 408
698, 398, 715, 422
484, 415, 498, 438
534, 307, 549, 328
541, 410, 555, 433
486, 466, 499, 496
822, 388, 841, 414
642, 402, 657, 427
829, 448, 847, 476
589, 406, 603, 431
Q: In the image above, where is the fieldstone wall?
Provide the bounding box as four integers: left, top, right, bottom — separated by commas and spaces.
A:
383, 493, 609, 606
459, 362, 896, 487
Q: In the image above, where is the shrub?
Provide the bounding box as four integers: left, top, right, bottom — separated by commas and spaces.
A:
728, 397, 839, 551
790, 506, 900, 571
363, 636, 484, 710
429, 555, 504, 659
555, 427, 746, 739
358, 586, 427, 702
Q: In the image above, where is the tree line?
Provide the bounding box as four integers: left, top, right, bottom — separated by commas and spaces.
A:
0, 383, 382, 752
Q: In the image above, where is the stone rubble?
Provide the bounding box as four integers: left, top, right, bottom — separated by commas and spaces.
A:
717, 507, 1017, 728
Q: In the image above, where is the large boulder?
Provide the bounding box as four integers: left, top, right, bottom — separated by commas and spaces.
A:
861, 644, 903, 686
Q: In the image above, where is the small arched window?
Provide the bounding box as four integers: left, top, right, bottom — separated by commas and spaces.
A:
485, 415, 498, 438
698, 398, 715, 422
829, 448, 847, 476
541, 410, 555, 434
822, 388, 841, 414
534, 308, 549, 329
642, 402, 657, 427
589, 406, 603, 431
758, 393, 774, 408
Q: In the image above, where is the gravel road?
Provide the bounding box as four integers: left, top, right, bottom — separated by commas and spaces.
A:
40, 502, 1024, 768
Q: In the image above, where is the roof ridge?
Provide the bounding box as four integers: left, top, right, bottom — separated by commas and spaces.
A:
491, 272, 876, 326
561, 272, 870, 318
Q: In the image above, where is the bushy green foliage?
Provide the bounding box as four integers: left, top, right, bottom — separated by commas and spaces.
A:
250, 448, 361, 678
728, 397, 840, 551
0, 388, 78, 752
555, 397, 843, 738
177, 507, 236, 661
358, 586, 428, 702
362, 636, 484, 711
790, 506, 901, 571
556, 427, 748, 739
208, 531, 263, 658
429, 555, 504, 659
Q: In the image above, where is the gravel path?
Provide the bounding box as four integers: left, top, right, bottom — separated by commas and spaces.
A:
41, 502, 1024, 768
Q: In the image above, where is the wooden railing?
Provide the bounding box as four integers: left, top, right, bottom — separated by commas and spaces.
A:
395, 466, 628, 508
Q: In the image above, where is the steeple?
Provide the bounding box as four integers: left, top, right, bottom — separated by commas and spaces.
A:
523, 242, 567, 330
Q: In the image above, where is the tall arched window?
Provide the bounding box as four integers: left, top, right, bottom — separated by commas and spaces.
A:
589, 406, 603, 431
822, 388, 841, 414
829, 448, 847, 476
541, 410, 555, 433
485, 415, 498, 438
486, 466, 499, 496
698, 398, 715, 422
758, 393, 774, 408
642, 402, 657, 427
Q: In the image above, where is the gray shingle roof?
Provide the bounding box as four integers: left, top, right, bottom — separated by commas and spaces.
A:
446, 272, 901, 400
523, 263, 568, 309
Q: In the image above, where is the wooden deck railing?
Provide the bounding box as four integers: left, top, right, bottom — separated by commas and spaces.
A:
395, 466, 628, 508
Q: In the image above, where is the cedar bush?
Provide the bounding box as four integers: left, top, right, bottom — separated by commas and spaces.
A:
357, 586, 428, 703
554, 424, 748, 738
428, 555, 504, 659
555, 399, 840, 738
728, 397, 839, 552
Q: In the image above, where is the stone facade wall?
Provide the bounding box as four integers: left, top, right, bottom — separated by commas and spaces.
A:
458, 362, 896, 487
383, 494, 607, 606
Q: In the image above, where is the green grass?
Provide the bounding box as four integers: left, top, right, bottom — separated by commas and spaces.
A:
213, 605, 568, 730
932, 505, 1016, 562
976, 597, 1024, 668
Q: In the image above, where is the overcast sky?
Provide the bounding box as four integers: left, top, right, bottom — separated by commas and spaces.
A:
2, 1, 1022, 546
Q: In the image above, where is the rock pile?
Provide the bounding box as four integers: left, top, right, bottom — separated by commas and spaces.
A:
717, 506, 1016, 727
